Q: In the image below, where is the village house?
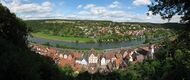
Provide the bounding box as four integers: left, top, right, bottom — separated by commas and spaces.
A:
136, 45, 155, 59
87, 49, 99, 74
115, 53, 122, 69
99, 55, 108, 73
88, 51, 98, 64
75, 53, 88, 71
100, 57, 106, 66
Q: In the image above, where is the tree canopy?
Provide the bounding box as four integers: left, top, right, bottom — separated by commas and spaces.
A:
0, 3, 28, 47
148, 0, 190, 25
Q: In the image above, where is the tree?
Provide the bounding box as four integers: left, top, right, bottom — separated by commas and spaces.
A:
148, 0, 190, 25
148, 0, 190, 44
148, 0, 190, 51
148, 1, 190, 79
0, 3, 28, 47
0, 4, 72, 80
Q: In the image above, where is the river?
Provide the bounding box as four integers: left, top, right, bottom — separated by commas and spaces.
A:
28, 36, 146, 49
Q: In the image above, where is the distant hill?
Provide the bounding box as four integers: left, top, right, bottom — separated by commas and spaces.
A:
25, 19, 184, 43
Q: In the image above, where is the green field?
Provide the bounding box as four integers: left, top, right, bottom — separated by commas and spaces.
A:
32, 32, 94, 43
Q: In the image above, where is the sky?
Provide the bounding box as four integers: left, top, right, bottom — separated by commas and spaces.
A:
0, 0, 181, 23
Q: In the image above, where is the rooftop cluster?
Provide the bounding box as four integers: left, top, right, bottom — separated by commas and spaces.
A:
30, 44, 161, 74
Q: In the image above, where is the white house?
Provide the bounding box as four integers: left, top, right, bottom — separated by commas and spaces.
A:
123, 51, 128, 58
88, 54, 98, 63
106, 59, 110, 64
111, 57, 116, 62
75, 60, 81, 64
81, 59, 88, 65
59, 54, 63, 58
129, 56, 133, 62
64, 54, 68, 59
129, 51, 134, 62
100, 57, 106, 65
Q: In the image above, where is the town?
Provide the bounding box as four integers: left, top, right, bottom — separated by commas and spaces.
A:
30, 44, 161, 74
26, 20, 172, 43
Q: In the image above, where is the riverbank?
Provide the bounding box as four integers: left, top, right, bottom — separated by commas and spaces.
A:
32, 32, 94, 43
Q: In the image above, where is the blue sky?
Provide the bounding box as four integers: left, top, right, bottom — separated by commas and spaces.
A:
1, 0, 180, 23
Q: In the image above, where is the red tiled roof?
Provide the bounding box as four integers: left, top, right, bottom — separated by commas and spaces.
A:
73, 52, 81, 58
115, 53, 122, 59
105, 52, 115, 59
115, 59, 122, 66
58, 58, 74, 67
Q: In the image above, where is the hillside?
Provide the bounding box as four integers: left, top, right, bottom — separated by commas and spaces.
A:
25, 20, 180, 43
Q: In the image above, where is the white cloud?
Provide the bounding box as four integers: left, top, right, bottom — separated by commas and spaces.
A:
90, 7, 106, 15
1, 0, 180, 23
77, 4, 83, 9
103, 11, 127, 18
21, 12, 65, 20
78, 11, 90, 15
83, 4, 96, 9
108, 1, 120, 9
133, 0, 151, 6
81, 4, 107, 15
1, 0, 52, 13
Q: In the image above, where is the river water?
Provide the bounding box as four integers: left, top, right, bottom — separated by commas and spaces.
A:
28, 37, 146, 49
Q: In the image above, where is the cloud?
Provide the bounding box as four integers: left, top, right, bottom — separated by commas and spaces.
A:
1, 0, 52, 13
1, 0, 180, 23
76, 2, 180, 23
76, 2, 178, 23
83, 4, 96, 9
132, 0, 151, 6
90, 7, 107, 15
108, 1, 120, 9
77, 4, 83, 9
82, 4, 107, 15
78, 11, 91, 15
21, 12, 65, 20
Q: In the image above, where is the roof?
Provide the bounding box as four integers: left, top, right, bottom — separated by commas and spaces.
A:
73, 52, 82, 59
136, 48, 149, 55
115, 53, 122, 59
136, 54, 144, 62
82, 53, 89, 63
105, 51, 115, 59
119, 48, 126, 55
58, 58, 75, 67
115, 58, 122, 66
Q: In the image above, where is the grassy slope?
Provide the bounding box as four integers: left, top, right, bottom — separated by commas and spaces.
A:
32, 32, 94, 43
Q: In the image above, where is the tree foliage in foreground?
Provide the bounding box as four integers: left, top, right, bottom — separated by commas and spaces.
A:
0, 4, 28, 47
0, 3, 73, 80
148, 0, 190, 30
